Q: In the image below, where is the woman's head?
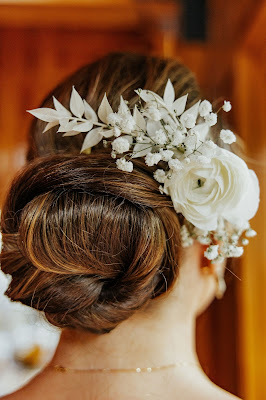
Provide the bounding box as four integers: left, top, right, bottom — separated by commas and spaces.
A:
1, 52, 211, 334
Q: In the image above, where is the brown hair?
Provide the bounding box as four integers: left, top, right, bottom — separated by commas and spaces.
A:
1, 52, 200, 334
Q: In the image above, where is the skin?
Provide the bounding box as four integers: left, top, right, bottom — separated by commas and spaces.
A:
1, 242, 242, 400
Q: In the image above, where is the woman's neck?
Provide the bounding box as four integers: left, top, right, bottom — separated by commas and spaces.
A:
50, 298, 199, 371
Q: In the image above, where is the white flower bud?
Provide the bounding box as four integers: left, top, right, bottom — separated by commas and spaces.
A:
145, 152, 162, 166
182, 113, 196, 129
120, 117, 135, 133
220, 129, 236, 144
245, 228, 257, 238
204, 112, 217, 126
112, 137, 130, 154
199, 100, 212, 117
107, 112, 121, 126
222, 101, 232, 112
116, 158, 133, 172
160, 149, 174, 162
168, 159, 183, 171
204, 245, 219, 260
171, 131, 183, 146
226, 245, 244, 258
197, 235, 211, 245
113, 126, 121, 137
154, 169, 166, 183
153, 129, 167, 145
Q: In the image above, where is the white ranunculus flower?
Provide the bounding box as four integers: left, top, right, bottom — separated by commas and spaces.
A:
164, 148, 260, 231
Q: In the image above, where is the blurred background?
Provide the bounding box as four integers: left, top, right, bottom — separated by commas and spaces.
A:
0, 0, 265, 398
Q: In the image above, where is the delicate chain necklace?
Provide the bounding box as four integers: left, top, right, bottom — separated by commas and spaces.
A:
50, 361, 200, 374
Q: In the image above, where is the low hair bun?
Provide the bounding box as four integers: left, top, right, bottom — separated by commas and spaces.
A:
1, 154, 181, 334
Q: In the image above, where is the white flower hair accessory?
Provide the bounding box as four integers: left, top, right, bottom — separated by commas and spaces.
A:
28, 80, 260, 263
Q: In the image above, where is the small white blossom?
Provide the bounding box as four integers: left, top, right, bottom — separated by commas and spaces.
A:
171, 131, 183, 146
204, 245, 219, 260
226, 245, 244, 258
204, 112, 217, 126
145, 152, 162, 166
116, 158, 133, 172
107, 112, 121, 126
160, 149, 174, 161
197, 235, 211, 245
113, 126, 121, 137
242, 238, 249, 246
154, 169, 166, 183
199, 100, 212, 117
111, 151, 116, 159
168, 159, 183, 171
112, 137, 130, 154
120, 116, 135, 133
222, 101, 232, 112
182, 113, 196, 129
184, 134, 197, 152
153, 129, 168, 145
231, 233, 239, 244
245, 228, 257, 238
220, 129, 236, 144
184, 158, 191, 164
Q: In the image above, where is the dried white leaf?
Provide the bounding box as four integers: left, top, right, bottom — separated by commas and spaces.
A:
98, 93, 113, 124
135, 89, 162, 104
80, 128, 103, 153
180, 100, 200, 126
118, 96, 130, 115
173, 94, 188, 116
83, 100, 98, 123
163, 79, 175, 106
53, 96, 71, 117
192, 123, 210, 144
27, 108, 59, 122
43, 120, 59, 133
102, 129, 114, 138
57, 120, 78, 133
59, 117, 70, 128
133, 106, 146, 131
73, 121, 93, 132
131, 142, 152, 158
70, 86, 84, 118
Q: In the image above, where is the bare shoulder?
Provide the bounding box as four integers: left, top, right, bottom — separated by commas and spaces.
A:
0, 369, 58, 400
195, 384, 242, 400
0, 390, 27, 400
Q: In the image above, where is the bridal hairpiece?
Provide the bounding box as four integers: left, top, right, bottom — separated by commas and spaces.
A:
28, 80, 260, 263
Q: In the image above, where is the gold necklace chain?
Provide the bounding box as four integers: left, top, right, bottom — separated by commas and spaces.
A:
51, 361, 200, 374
